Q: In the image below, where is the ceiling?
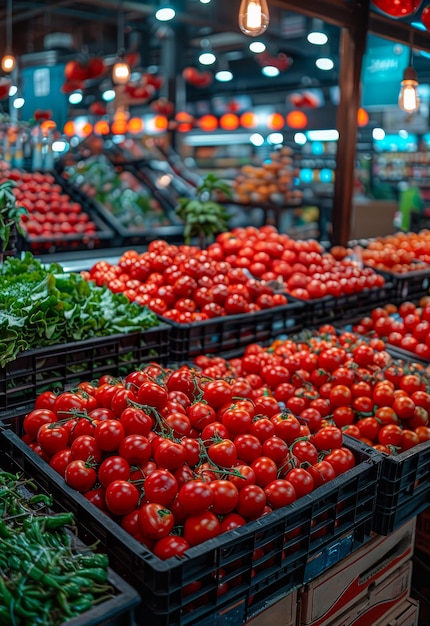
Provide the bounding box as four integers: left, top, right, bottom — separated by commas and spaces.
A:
2, 1, 430, 110
0, 0, 344, 107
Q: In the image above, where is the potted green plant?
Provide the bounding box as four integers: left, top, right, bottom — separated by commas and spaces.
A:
175, 173, 233, 247
0, 179, 27, 262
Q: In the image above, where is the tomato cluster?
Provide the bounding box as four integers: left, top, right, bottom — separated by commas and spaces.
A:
3, 170, 98, 245
206, 225, 385, 299
22, 365, 354, 561
85, 239, 289, 322
352, 301, 430, 360
362, 231, 430, 271
193, 327, 430, 454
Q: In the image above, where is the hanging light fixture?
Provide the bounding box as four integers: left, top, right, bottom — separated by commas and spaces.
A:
1, 0, 16, 74
238, 0, 270, 37
112, 0, 130, 85
399, 33, 419, 113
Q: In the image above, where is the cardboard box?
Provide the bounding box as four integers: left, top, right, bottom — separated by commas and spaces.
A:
415, 506, 430, 556
299, 518, 415, 626
245, 590, 297, 626
309, 561, 412, 626
373, 597, 419, 626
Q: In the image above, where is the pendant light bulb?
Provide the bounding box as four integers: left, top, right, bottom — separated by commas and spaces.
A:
112, 58, 131, 85
399, 65, 419, 113
238, 0, 269, 37
1, 53, 16, 73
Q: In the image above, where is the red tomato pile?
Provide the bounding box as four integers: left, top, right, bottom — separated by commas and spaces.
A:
362, 232, 430, 272
206, 225, 385, 299
193, 327, 430, 455
22, 364, 355, 561
352, 301, 430, 360
85, 239, 288, 321
3, 170, 98, 246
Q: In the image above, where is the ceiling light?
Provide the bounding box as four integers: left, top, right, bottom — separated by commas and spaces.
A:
294, 132, 307, 145
307, 19, 328, 45
307, 129, 338, 141
268, 132, 283, 145
112, 58, 131, 84
373, 128, 385, 141
69, 91, 83, 105
315, 57, 334, 70
8, 84, 17, 97
249, 41, 266, 53
262, 65, 280, 77
238, 0, 269, 37
398, 47, 420, 113
199, 51, 216, 65
199, 0, 211, 3
215, 70, 233, 82
155, 6, 175, 21
13, 97, 25, 109
102, 89, 116, 101
1, 0, 16, 74
250, 133, 264, 146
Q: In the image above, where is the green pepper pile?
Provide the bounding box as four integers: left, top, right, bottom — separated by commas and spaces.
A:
0, 252, 160, 367
0, 470, 114, 625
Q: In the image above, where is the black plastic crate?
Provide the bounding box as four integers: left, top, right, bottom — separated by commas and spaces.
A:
370, 438, 430, 535
288, 284, 393, 328
0, 325, 170, 413
0, 436, 140, 626
372, 265, 430, 304
158, 300, 305, 362
0, 427, 380, 626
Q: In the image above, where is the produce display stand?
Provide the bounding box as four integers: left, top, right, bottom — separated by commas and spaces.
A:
158, 299, 305, 362
25, 172, 116, 254
0, 430, 141, 626
288, 283, 394, 328
0, 325, 170, 413
368, 265, 430, 305
0, 426, 381, 626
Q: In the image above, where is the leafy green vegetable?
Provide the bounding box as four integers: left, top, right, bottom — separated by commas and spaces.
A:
0, 252, 160, 367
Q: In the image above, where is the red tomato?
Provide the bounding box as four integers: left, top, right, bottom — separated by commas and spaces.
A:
98, 455, 130, 488
105, 480, 140, 516
208, 479, 239, 515
284, 468, 314, 497
138, 503, 175, 540
153, 536, 190, 560
23, 409, 57, 440
264, 479, 296, 509
144, 469, 178, 506
178, 480, 214, 515
183, 511, 221, 546
65, 459, 97, 493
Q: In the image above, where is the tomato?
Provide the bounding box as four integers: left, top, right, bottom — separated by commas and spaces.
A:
183, 511, 221, 546
137, 380, 168, 410
332, 406, 355, 428
352, 396, 374, 415
264, 479, 296, 509
324, 449, 354, 475
105, 480, 140, 516
144, 469, 178, 506
270, 413, 301, 444
70, 435, 102, 463
177, 480, 213, 515
221, 407, 252, 436
23, 408, 57, 439
373, 383, 395, 407
181, 437, 202, 467
292, 439, 319, 464
118, 434, 152, 465
284, 468, 314, 497
219, 512, 246, 533
153, 536, 190, 560
392, 395, 416, 420
233, 434, 262, 463
208, 438, 237, 468
94, 383, 120, 409
138, 503, 175, 540
375, 406, 399, 425
188, 402, 217, 431
119, 407, 154, 436
352, 344, 375, 367
202, 380, 232, 409
49, 448, 72, 477
98, 456, 130, 488
154, 439, 186, 470
236, 484, 267, 518
94, 419, 125, 452
84, 487, 108, 512
36, 423, 69, 455
329, 385, 352, 407
65, 459, 97, 493
415, 426, 430, 442
110, 387, 138, 418
229, 464, 256, 491
378, 424, 403, 447
401, 430, 420, 451
249, 417, 275, 443
251, 456, 278, 487
208, 479, 239, 515
253, 395, 280, 418
34, 391, 57, 410
54, 392, 87, 416
299, 407, 322, 433
262, 435, 289, 465
307, 460, 336, 488
313, 426, 343, 451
